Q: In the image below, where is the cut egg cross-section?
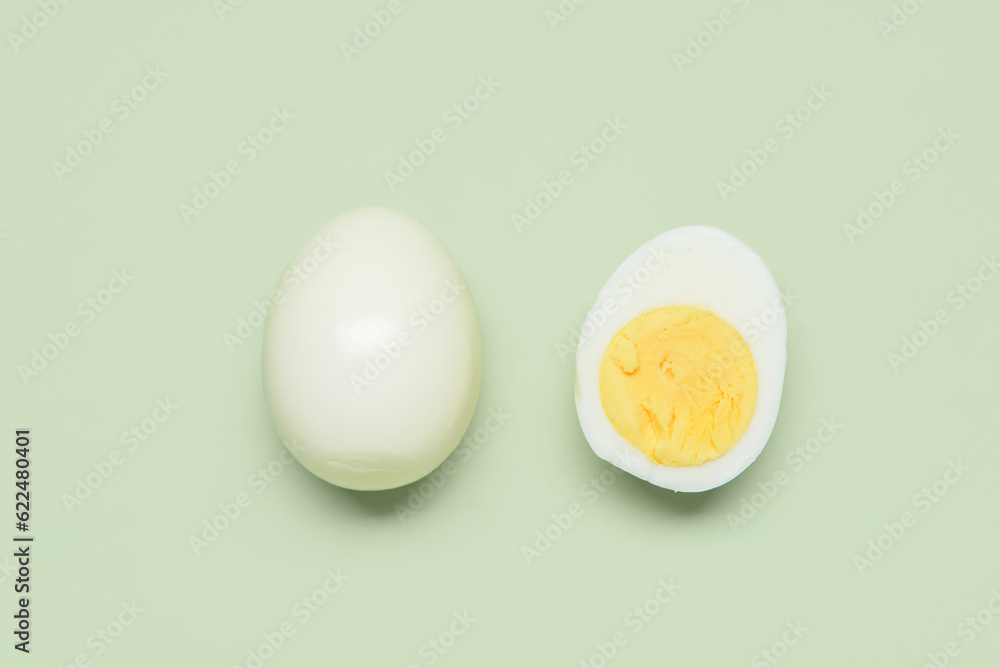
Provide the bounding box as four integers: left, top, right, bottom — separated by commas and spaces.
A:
574, 226, 787, 492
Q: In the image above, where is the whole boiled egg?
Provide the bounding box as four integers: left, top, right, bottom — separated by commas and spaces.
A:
262, 207, 482, 491
574, 226, 786, 492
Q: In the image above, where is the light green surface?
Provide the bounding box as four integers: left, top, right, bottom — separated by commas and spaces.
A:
2, 1, 999, 665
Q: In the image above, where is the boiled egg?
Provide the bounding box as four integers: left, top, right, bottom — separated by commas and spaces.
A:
574, 226, 786, 492
262, 207, 482, 491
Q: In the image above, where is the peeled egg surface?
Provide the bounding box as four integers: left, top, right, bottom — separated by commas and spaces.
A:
262, 207, 482, 491
575, 226, 786, 492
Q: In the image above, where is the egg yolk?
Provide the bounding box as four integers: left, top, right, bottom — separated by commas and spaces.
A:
598, 306, 758, 467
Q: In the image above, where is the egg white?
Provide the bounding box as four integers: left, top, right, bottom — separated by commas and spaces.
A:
262, 207, 482, 491
574, 226, 787, 492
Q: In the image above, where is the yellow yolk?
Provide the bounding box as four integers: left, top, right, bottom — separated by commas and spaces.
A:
598, 306, 758, 466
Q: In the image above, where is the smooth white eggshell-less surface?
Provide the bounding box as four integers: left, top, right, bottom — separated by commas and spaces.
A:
575, 226, 787, 492
262, 207, 482, 491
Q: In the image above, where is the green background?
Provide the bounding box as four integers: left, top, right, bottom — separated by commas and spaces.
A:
2, 0, 999, 665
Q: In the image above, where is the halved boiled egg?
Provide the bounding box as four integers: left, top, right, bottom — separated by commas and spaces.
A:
574, 226, 787, 492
